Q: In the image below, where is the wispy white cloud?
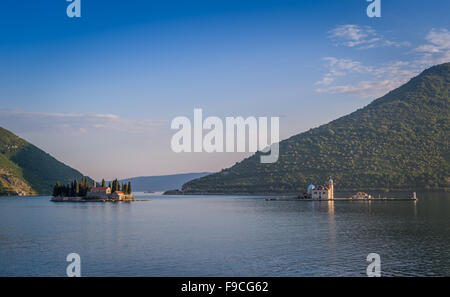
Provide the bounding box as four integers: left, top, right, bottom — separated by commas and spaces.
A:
0, 109, 166, 135
316, 27, 449, 98
314, 57, 374, 86
415, 28, 450, 67
329, 24, 410, 49
316, 59, 419, 98
317, 80, 403, 99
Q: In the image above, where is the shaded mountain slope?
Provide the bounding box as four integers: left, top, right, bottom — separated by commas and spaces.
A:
0, 126, 93, 195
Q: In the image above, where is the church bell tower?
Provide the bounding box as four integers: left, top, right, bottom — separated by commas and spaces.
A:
328, 177, 334, 199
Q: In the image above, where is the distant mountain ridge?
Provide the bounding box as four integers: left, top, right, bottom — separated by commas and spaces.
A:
0, 126, 93, 196
119, 172, 211, 192
183, 62, 450, 194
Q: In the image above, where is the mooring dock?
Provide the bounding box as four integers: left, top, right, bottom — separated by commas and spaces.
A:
266, 197, 418, 201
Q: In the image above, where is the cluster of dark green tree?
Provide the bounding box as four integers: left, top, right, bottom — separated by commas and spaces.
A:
183, 63, 450, 193
108, 178, 132, 194
52, 177, 92, 197
52, 178, 132, 197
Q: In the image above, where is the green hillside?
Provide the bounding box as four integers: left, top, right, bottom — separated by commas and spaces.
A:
0, 127, 93, 195
183, 62, 450, 194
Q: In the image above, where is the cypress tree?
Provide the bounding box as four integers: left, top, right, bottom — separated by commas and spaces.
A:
70, 181, 74, 196
112, 179, 120, 192
127, 182, 132, 194
79, 177, 89, 197
53, 182, 60, 197
74, 180, 79, 196
101, 179, 106, 187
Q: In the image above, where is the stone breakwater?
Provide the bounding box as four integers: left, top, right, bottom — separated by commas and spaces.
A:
266, 197, 418, 201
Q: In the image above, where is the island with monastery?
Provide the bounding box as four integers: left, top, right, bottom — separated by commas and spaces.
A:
51, 177, 135, 202
267, 177, 418, 201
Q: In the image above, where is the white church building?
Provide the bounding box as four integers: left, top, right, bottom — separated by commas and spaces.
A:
306, 178, 334, 200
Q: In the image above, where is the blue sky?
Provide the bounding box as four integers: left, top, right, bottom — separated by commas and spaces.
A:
0, 0, 449, 180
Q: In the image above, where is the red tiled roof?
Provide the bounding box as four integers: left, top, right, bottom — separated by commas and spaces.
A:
90, 187, 108, 191
316, 185, 330, 190
115, 191, 124, 194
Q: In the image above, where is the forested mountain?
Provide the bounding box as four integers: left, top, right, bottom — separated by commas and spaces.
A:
183, 63, 450, 193
0, 127, 93, 195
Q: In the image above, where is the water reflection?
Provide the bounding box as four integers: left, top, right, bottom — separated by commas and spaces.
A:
327, 200, 336, 250
0, 193, 449, 276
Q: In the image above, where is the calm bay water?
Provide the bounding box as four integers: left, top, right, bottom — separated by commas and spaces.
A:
1, 192, 449, 277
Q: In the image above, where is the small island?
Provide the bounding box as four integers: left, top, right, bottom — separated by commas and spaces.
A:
163, 189, 184, 195
266, 177, 418, 201
51, 178, 135, 202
